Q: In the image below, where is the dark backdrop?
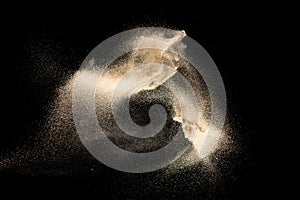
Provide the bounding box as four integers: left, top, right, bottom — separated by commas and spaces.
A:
0, 2, 276, 199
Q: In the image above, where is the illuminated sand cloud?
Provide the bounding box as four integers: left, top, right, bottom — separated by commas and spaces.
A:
0, 27, 229, 174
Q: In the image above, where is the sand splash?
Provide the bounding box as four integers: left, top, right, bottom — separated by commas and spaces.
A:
0, 28, 233, 174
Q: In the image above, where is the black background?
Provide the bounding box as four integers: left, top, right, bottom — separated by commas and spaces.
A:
0, 2, 277, 199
